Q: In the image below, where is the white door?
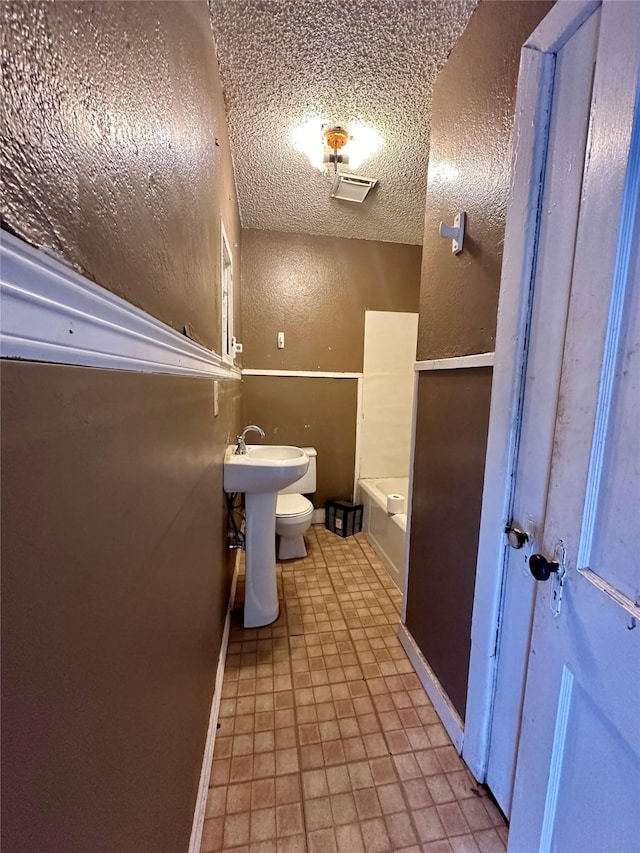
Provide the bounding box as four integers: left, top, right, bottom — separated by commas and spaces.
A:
486, 5, 601, 816
507, 2, 640, 850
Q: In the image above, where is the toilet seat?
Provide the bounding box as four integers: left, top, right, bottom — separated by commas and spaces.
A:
276, 493, 313, 518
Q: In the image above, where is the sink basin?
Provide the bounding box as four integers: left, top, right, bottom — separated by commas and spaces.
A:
223, 444, 309, 629
224, 444, 309, 494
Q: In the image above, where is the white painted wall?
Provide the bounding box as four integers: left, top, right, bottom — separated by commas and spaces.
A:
359, 311, 419, 479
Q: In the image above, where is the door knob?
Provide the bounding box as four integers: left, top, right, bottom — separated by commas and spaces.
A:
505, 524, 528, 550
529, 553, 560, 582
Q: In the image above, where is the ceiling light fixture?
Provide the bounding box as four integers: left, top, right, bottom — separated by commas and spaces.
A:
323, 126, 351, 173
291, 118, 382, 174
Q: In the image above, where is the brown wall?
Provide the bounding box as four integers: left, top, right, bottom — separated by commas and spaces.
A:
405, 369, 492, 715
1, 2, 241, 850
416, 1, 552, 361
406, 1, 553, 719
1, 0, 241, 353
1, 365, 241, 852
241, 375, 358, 507
241, 229, 421, 372
240, 229, 421, 500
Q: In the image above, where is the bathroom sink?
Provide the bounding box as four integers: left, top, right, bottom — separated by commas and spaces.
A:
224, 444, 309, 494
223, 444, 309, 629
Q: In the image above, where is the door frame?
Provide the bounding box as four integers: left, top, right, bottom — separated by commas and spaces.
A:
462, 0, 602, 782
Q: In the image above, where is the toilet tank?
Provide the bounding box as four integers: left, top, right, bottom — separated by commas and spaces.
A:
279, 447, 317, 495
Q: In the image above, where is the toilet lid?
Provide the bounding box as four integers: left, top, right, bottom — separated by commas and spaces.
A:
276, 493, 313, 517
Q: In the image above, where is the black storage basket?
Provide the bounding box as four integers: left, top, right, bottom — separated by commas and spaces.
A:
324, 500, 364, 538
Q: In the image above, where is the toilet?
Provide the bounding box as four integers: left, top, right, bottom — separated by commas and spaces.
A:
275, 447, 317, 560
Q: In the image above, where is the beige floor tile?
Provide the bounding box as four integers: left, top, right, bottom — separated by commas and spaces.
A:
223, 811, 250, 848
200, 530, 507, 853
377, 781, 406, 815
450, 834, 482, 853
305, 795, 333, 831
200, 816, 223, 852
302, 768, 328, 799
326, 764, 351, 794
385, 810, 419, 848
335, 822, 365, 853
413, 805, 446, 844
250, 806, 276, 843
473, 828, 507, 853
437, 802, 472, 837
458, 797, 494, 832
423, 840, 454, 853
252, 752, 275, 779
360, 816, 392, 853
402, 777, 432, 810
308, 826, 338, 853
251, 778, 275, 810
275, 773, 301, 805
276, 801, 304, 837
226, 782, 251, 814
330, 791, 358, 825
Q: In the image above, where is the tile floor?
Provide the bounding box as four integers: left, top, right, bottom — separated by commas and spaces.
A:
201, 526, 507, 853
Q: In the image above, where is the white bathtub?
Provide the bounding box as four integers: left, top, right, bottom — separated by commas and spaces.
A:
357, 477, 409, 591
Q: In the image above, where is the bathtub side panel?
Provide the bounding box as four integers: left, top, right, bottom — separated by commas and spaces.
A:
358, 479, 406, 590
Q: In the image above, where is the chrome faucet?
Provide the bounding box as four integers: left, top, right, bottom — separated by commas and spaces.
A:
235, 424, 265, 455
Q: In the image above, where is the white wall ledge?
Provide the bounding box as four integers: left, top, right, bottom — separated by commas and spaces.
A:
0, 232, 240, 380
415, 352, 494, 371
241, 368, 362, 379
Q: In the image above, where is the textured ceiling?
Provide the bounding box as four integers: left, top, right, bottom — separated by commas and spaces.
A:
209, 0, 476, 245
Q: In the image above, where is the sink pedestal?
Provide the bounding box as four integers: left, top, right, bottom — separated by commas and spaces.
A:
224, 443, 309, 629
244, 491, 279, 628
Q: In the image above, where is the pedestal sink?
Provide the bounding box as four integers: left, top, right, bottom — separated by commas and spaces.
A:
224, 445, 309, 627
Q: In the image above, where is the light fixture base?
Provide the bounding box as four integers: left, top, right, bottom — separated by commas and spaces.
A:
323, 126, 350, 151
323, 126, 352, 173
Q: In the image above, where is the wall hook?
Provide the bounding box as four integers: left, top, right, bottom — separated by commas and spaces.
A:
439, 212, 466, 254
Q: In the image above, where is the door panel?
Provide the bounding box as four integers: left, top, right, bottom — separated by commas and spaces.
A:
509, 2, 640, 849
549, 668, 640, 853
589, 269, 640, 601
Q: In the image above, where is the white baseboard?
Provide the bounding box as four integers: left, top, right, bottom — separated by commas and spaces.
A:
312, 508, 326, 525
189, 551, 240, 853
398, 623, 465, 753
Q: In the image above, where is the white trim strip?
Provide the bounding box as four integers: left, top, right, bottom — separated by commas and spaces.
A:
353, 376, 363, 501
578, 569, 640, 620
576, 75, 640, 571
414, 352, 494, 372
189, 552, 240, 853
241, 368, 362, 379
0, 232, 240, 380
525, 0, 600, 53
401, 370, 419, 618
539, 667, 574, 853
398, 624, 464, 753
